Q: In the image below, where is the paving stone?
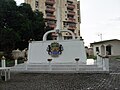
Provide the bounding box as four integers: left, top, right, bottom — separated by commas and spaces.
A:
0, 58, 120, 90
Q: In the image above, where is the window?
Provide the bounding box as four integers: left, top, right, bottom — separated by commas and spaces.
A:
96, 47, 99, 52
106, 45, 111, 55
35, 1, 39, 8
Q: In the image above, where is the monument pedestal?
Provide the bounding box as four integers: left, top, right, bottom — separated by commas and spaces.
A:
28, 39, 87, 64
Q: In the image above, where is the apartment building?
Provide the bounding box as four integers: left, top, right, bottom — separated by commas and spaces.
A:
25, 0, 81, 39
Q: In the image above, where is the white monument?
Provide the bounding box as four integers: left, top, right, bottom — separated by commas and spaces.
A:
11, 0, 109, 73
28, 0, 87, 64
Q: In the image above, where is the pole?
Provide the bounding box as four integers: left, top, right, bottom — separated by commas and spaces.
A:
1, 56, 6, 67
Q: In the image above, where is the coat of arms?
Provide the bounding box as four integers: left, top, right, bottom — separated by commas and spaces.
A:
47, 42, 63, 57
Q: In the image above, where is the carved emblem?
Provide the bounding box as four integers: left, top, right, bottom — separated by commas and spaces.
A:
47, 42, 63, 57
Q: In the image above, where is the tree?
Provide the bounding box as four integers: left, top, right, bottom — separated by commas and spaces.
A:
0, 0, 19, 51
0, 0, 45, 52
32, 10, 45, 40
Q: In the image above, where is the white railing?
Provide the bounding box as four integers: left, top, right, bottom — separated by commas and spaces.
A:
96, 54, 109, 71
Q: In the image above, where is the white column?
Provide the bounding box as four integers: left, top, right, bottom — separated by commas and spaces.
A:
76, 61, 79, 71
103, 57, 109, 71
49, 61, 52, 71
4, 70, 7, 81
15, 59, 17, 66
104, 45, 106, 56
8, 69, 10, 80
1, 56, 6, 67
48, 59, 52, 71
75, 58, 79, 71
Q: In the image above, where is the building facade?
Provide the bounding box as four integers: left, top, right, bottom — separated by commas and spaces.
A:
25, 0, 81, 39
90, 39, 120, 56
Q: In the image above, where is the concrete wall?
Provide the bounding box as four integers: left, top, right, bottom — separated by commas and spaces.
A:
28, 40, 87, 63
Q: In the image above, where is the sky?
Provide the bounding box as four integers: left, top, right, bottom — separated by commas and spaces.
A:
80, 0, 120, 46
15, 0, 24, 5
15, 0, 120, 46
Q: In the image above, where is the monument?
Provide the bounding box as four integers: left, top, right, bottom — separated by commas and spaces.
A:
28, 0, 87, 64
11, 0, 109, 73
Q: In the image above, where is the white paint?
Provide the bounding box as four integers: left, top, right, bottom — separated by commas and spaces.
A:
28, 39, 87, 64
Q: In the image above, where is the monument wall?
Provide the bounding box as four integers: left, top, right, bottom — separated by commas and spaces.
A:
28, 39, 87, 63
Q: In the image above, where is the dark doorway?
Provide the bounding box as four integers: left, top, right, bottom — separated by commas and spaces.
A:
106, 45, 111, 55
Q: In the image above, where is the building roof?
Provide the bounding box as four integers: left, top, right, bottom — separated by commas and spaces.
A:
90, 39, 120, 46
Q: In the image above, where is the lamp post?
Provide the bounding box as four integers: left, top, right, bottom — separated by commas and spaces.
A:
12, 49, 21, 66
47, 59, 52, 71
1, 56, 6, 67
75, 58, 79, 71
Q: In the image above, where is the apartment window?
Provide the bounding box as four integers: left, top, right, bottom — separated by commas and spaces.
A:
35, 1, 39, 8
69, 23, 76, 27
67, 15, 74, 18
67, 0, 73, 4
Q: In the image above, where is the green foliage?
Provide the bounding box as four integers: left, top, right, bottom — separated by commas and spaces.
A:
0, 0, 45, 52
87, 55, 97, 60
6, 59, 15, 67
0, 52, 4, 59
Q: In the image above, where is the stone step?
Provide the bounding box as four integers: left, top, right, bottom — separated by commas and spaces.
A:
10, 63, 104, 73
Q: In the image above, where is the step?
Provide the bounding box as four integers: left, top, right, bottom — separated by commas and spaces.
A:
10, 63, 106, 73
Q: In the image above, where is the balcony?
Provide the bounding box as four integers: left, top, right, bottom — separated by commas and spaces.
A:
67, 18, 76, 23
52, 32, 57, 36
49, 24, 56, 28
67, 4, 75, 9
67, 11, 75, 16
68, 26, 76, 30
45, 0, 55, 5
45, 15, 56, 20
67, 0, 73, 3
46, 7, 55, 12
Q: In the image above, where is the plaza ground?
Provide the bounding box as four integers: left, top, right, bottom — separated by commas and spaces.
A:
0, 57, 120, 90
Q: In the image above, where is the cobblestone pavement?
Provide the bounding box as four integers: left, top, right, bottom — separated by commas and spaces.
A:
0, 59, 120, 90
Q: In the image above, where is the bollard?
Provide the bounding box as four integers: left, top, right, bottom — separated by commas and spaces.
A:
48, 59, 52, 71
75, 58, 79, 71
1, 56, 6, 67
15, 60, 17, 66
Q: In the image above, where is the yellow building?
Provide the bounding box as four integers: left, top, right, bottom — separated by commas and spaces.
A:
25, 0, 81, 39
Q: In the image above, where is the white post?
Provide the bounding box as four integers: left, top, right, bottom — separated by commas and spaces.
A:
104, 46, 106, 56
48, 59, 52, 71
1, 56, 6, 67
103, 57, 109, 71
8, 69, 10, 80
15, 59, 17, 66
75, 58, 79, 71
25, 62, 28, 70
96, 54, 102, 67
49, 61, 51, 71
102, 58, 106, 70
4, 70, 7, 81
